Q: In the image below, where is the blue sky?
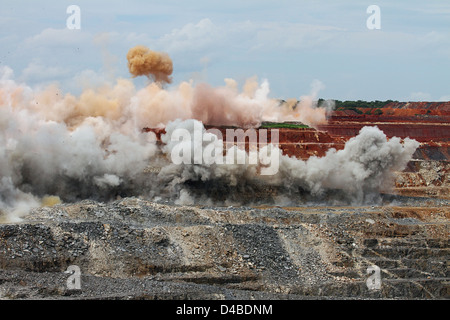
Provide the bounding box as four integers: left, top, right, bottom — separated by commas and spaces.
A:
1, 0, 449, 101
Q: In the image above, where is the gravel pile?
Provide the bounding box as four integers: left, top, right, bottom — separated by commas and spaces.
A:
0, 197, 448, 299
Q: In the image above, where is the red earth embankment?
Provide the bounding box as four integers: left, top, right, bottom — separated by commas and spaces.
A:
317, 101, 449, 197
318, 101, 450, 161
143, 101, 449, 198
143, 126, 346, 159
143, 101, 449, 161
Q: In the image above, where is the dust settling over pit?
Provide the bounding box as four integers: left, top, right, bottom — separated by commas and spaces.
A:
0, 46, 419, 222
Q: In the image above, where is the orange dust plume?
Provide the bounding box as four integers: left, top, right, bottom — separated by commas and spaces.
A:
126, 45, 173, 84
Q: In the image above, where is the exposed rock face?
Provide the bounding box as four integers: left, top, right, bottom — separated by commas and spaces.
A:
395, 160, 449, 199
146, 101, 450, 161
318, 101, 450, 160
145, 102, 449, 198
0, 198, 448, 299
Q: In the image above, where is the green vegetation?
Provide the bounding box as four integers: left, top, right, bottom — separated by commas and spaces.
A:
373, 109, 383, 115
274, 99, 399, 119
346, 106, 363, 114
279, 98, 398, 112
260, 122, 310, 129
324, 99, 398, 110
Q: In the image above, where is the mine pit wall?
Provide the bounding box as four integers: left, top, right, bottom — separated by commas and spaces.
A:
322, 101, 450, 158
315, 102, 450, 197
203, 126, 344, 159
318, 123, 450, 143
394, 160, 450, 199
144, 126, 346, 159
144, 101, 449, 198
383, 101, 450, 114
144, 126, 448, 198
319, 122, 450, 161
145, 124, 448, 162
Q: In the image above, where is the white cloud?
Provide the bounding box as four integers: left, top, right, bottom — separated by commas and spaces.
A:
155, 17, 450, 60
2, 1, 449, 101
157, 18, 346, 54
73, 69, 112, 87
158, 18, 219, 53
23, 28, 91, 48
20, 60, 71, 82
0, 65, 15, 82
409, 91, 432, 101
438, 95, 450, 102
124, 32, 153, 45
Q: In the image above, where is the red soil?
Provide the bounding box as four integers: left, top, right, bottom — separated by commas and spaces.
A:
144, 101, 450, 161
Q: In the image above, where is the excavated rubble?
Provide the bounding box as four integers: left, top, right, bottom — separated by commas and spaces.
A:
0, 197, 448, 299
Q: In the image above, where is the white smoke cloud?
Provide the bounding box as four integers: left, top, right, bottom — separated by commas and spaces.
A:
158, 119, 419, 205
277, 126, 419, 203
0, 67, 159, 220
0, 65, 420, 222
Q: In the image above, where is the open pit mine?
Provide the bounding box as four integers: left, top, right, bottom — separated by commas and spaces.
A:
0, 99, 448, 300
145, 100, 449, 201
0, 46, 448, 300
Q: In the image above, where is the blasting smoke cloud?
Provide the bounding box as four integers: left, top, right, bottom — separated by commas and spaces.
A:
277, 126, 419, 203
157, 119, 419, 205
0, 49, 419, 222
126, 45, 173, 84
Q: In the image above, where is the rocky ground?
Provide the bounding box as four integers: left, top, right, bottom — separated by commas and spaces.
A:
0, 193, 448, 300
1, 100, 449, 300
395, 160, 449, 199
